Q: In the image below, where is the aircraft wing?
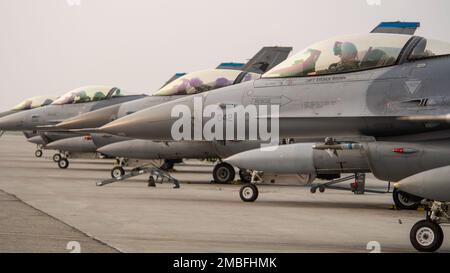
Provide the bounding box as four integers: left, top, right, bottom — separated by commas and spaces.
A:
242, 46, 293, 74
371, 21, 420, 35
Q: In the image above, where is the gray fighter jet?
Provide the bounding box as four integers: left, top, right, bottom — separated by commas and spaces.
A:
96, 26, 450, 252
51, 47, 292, 173
0, 86, 146, 131
0, 95, 56, 138
55, 47, 293, 130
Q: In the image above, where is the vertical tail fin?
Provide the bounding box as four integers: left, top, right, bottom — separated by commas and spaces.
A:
242, 46, 293, 74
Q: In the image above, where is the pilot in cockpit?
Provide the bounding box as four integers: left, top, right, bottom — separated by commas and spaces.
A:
330, 41, 359, 73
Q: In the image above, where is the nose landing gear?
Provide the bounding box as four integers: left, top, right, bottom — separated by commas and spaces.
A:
410, 201, 448, 252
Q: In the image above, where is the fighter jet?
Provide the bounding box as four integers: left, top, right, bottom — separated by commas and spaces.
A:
0, 85, 148, 164
0, 95, 56, 137
0, 85, 146, 131
51, 47, 292, 174
95, 25, 450, 252
55, 47, 293, 130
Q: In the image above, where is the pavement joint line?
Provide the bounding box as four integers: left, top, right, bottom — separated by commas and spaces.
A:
0, 188, 123, 253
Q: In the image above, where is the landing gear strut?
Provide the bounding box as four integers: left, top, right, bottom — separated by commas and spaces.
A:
213, 162, 235, 184
393, 188, 422, 210
410, 201, 448, 252
239, 169, 252, 184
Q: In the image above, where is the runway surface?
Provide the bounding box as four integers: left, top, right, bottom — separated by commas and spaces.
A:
0, 133, 449, 253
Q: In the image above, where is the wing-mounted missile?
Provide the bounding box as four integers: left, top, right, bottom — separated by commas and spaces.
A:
312, 137, 363, 157
371, 21, 420, 35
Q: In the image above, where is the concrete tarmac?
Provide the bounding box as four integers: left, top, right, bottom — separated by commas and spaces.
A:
0, 133, 449, 253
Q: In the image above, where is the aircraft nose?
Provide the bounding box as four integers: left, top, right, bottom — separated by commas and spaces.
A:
99, 100, 184, 140
0, 112, 26, 131
56, 104, 121, 130
97, 142, 127, 157
0, 110, 16, 119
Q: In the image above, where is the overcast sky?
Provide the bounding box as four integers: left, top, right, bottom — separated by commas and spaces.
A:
1, 0, 449, 110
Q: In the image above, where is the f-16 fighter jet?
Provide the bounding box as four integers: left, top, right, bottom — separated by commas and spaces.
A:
95, 25, 450, 252
52, 47, 292, 174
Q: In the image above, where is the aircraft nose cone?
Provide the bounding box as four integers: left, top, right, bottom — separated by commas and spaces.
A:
225, 149, 267, 171
0, 110, 16, 119
45, 136, 97, 153
57, 104, 121, 130
0, 113, 25, 131
99, 101, 181, 140
97, 142, 126, 157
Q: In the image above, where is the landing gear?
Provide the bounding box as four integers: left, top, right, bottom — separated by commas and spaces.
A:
239, 183, 259, 202
53, 153, 62, 163
111, 166, 125, 179
239, 169, 252, 184
160, 160, 175, 171
35, 150, 43, 158
58, 158, 69, 169
213, 162, 235, 184
410, 201, 448, 252
393, 188, 421, 210
410, 220, 444, 252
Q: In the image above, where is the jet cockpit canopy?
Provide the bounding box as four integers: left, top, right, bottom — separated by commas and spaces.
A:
153, 69, 260, 96
13, 96, 56, 110
51, 86, 123, 105
263, 33, 415, 78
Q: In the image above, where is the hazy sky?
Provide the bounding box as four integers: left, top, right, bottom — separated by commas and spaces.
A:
1, 0, 449, 110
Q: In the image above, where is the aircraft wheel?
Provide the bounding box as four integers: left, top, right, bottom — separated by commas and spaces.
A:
58, 158, 69, 169
319, 186, 326, 193
393, 188, 421, 210
53, 154, 62, 162
213, 162, 235, 184
410, 220, 444, 252
111, 166, 125, 179
239, 169, 252, 184
239, 184, 259, 202
35, 150, 43, 158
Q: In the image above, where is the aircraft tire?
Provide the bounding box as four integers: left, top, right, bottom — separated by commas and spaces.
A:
58, 158, 69, 169
410, 220, 444, 252
213, 162, 235, 184
35, 150, 43, 158
239, 184, 259, 202
393, 188, 421, 210
53, 154, 62, 162
111, 166, 125, 179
